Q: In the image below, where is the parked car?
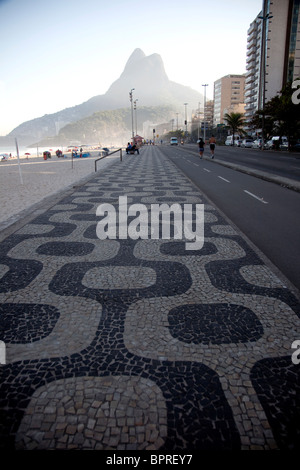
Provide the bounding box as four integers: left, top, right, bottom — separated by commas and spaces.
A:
225, 135, 241, 146
264, 139, 274, 150
289, 139, 300, 152
241, 139, 253, 148
252, 139, 262, 149
279, 141, 289, 150
170, 137, 178, 145
264, 136, 288, 150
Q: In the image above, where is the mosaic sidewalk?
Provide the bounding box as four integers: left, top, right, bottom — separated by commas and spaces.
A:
0, 145, 300, 450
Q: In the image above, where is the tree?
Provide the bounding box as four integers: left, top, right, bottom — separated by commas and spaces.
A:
164, 129, 186, 141
250, 82, 300, 148
224, 112, 245, 145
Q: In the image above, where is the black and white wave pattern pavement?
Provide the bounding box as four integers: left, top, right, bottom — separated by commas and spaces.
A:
0, 145, 300, 450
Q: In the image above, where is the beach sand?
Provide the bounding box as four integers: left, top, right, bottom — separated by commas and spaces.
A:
0, 151, 121, 229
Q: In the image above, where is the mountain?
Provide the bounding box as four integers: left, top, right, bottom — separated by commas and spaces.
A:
31, 105, 177, 148
2, 49, 204, 146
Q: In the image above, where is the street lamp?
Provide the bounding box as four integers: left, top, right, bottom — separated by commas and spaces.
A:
134, 99, 138, 137
129, 88, 135, 143
202, 84, 208, 142
184, 103, 188, 138
258, 13, 273, 150
197, 102, 201, 139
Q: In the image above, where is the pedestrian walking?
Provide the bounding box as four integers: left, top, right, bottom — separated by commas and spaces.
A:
209, 135, 216, 158
198, 138, 205, 158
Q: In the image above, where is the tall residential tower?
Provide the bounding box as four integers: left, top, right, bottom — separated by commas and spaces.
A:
245, 0, 300, 133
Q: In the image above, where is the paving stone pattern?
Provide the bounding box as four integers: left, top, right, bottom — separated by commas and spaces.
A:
0, 145, 300, 450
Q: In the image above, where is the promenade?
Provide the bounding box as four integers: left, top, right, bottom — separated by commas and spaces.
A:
0, 144, 300, 451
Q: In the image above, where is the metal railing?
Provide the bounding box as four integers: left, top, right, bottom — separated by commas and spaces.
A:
95, 148, 123, 172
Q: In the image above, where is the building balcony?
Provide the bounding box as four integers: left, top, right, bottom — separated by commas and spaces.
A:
245, 80, 255, 90
246, 63, 256, 72
247, 41, 258, 53
245, 89, 255, 98
245, 76, 255, 85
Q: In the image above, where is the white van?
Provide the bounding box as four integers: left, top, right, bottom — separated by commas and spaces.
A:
170, 137, 178, 145
225, 135, 240, 146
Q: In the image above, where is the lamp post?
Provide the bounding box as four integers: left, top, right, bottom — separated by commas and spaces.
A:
134, 99, 138, 137
202, 84, 208, 143
258, 12, 273, 150
184, 103, 188, 139
198, 102, 201, 139
129, 88, 135, 143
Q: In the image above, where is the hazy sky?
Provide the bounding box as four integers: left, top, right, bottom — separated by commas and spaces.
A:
0, 0, 262, 135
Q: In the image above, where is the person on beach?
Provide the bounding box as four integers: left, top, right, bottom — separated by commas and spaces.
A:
209, 135, 216, 159
126, 142, 132, 154
198, 138, 205, 158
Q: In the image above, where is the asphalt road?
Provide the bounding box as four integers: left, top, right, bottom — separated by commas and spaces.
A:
160, 143, 300, 293
199, 143, 300, 182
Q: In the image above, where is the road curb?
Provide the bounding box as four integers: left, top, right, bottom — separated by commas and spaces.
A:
202, 155, 300, 193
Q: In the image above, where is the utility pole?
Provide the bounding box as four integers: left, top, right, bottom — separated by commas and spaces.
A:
202, 84, 208, 143
184, 103, 188, 139
198, 102, 201, 139
134, 99, 138, 137
129, 88, 135, 143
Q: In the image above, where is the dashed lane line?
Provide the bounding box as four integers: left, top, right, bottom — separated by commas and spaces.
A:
244, 190, 269, 204
218, 176, 231, 183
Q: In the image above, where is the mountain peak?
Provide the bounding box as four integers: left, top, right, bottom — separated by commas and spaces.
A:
111, 49, 169, 97
124, 48, 146, 69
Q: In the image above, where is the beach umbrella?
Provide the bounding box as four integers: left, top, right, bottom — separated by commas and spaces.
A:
25, 152, 31, 155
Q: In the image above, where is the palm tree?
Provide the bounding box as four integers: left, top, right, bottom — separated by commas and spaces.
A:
224, 112, 245, 145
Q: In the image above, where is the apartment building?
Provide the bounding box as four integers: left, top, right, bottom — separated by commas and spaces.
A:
245, 0, 300, 131
213, 75, 245, 126
244, 14, 263, 129
265, 0, 300, 100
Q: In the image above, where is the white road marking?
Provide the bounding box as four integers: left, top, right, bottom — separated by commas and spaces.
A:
218, 176, 230, 183
244, 190, 268, 204
203, 168, 211, 172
